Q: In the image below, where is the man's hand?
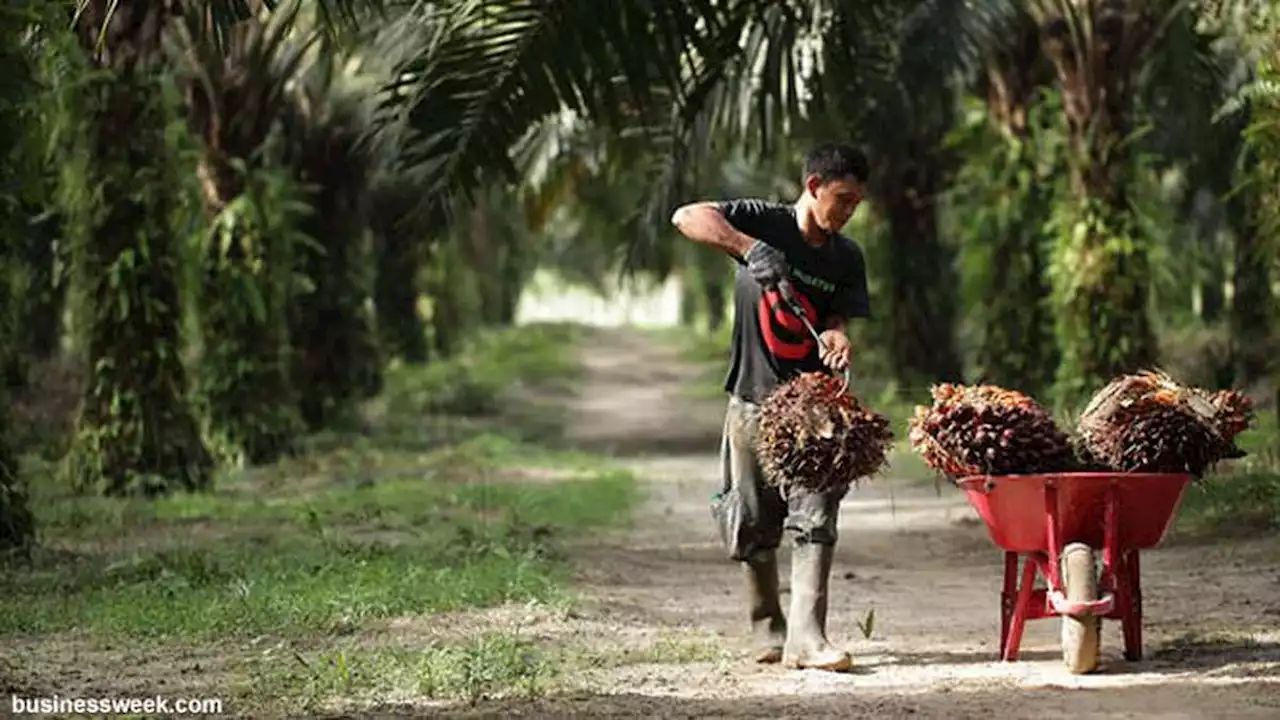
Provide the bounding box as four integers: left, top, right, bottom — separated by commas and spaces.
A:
818, 329, 851, 372
744, 240, 789, 288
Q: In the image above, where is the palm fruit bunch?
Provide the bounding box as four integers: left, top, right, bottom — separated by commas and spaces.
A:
1209, 388, 1255, 442
908, 383, 1076, 478
1077, 370, 1252, 476
755, 372, 895, 493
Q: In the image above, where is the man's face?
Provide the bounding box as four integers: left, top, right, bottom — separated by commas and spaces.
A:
806, 174, 865, 232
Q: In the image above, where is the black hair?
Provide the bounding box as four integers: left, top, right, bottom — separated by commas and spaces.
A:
803, 143, 869, 184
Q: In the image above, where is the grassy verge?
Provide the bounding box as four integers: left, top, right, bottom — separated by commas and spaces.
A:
1174, 409, 1280, 538
232, 624, 729, 714
664, 324, 731, 402
1, 322, 653, 714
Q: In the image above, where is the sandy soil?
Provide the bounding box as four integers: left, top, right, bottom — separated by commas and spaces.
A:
431, 326, 1280, 718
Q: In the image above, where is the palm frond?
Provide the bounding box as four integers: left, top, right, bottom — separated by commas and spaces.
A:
166, 1, 317, 165
380, 0, 729, 222
1138, 1, 1251, 192
281, 34, 380, 209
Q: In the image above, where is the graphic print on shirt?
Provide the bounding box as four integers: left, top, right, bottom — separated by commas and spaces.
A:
756, 284, 818, 360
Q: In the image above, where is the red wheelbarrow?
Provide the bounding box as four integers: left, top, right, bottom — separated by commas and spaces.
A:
957, 471, 1193, 674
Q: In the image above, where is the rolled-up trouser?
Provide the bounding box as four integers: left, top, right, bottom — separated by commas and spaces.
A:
711, 395, 847, 561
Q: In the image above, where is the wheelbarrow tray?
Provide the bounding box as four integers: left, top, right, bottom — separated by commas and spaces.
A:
955, 471, 1194, 670
958, 472, 1192, 553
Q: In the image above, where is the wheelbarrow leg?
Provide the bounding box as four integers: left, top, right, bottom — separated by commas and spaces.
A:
1122, 550, 1143, 661
1003, 553, 1039, 661
1000, 551, 1018, 658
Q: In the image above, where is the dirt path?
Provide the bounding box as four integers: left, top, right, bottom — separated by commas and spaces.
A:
457, 326, 1280, 718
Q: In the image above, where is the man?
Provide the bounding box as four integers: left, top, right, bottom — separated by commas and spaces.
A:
670, 143, 871, 672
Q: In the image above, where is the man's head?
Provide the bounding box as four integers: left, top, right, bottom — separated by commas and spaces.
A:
801, 143, 869, 232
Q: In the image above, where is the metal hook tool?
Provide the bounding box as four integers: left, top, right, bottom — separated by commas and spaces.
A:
776, 279, 852, 386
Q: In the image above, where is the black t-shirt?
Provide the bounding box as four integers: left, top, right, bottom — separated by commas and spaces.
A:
716, 198, 871, 403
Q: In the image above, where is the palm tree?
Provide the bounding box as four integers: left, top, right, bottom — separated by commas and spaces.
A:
1031, 0, 1172, 402
1211, 5, 1277, 385
167, 4, 312, 463
61, 0, 214, 495
33, 0, 739, 490
355, 0, 743, 356
951, 7, 1060, 396
384, 0, 734, 241
370, 179, 431, 363
819, 2, 978, 385
0, 0, 38, 548
1233, 1, 1279, 409
279, 48, 383, 427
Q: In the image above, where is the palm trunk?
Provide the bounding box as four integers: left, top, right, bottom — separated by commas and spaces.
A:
1226, 168, 1272, 383
975, 16, 1058, 396
1181, 187, 1225, 324
876, 147, 964, 384
427, 240, 467, 357
193, 153, 303, 464
0, 272, 32, 549
692, 245, 729, 333
2, 210, 61, 393
371, 188, 429, 364
0, 239, 33, 550
679, 270, 700, 328
64, 0, 213, 495
20, 205, 63, 361
1041, 3, 1158, 403
494, 208, 534, 327
0, 15, 34, 547
374, 231, 429, 363
291, 208, 382, 427
466, 200, 504, 326
703, 273, 727, 333
496, 241, 526, 325
287, 112, 382, 428
3, 14, 61, 388
465, 190, 531, 328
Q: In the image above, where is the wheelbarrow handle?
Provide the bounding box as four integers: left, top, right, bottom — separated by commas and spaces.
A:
776, 279, 852, 386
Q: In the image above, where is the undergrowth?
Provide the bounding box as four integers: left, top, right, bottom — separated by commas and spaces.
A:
1176, 409, 1280, 537
1, 322, 656, 713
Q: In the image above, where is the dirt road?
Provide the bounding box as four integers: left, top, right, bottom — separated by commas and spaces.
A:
454, 327, 1280, 718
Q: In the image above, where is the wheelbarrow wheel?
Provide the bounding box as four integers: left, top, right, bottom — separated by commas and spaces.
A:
1060, 542, 1101, 674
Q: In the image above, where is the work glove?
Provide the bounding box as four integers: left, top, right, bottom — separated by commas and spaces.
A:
744, 240, 789, 288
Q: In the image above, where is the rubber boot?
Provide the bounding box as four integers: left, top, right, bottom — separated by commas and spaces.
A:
782, 542, 852, 671
744, 550, 786, 663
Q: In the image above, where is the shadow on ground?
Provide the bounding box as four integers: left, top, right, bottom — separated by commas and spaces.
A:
329, 673, 1280, 719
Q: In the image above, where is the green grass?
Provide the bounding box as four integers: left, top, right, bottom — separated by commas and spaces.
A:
240, 627, 729, 711
3, 452, 636, 640
2, 322, 656, 714
1176, 471, 1280, 536
382, 322, 582, 418
1174, 409, 1280, 537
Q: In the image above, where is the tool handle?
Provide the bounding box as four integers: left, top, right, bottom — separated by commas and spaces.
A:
776, 279, 852, 386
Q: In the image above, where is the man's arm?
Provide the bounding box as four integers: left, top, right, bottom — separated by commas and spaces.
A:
670, 201, 756, 260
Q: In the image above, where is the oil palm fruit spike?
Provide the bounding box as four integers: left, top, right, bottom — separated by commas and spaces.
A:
1069, 435, 1111, 472
1209, 389, 1255, 442
1077, 370, 1250, 477
1113, 404, 1221, 475
908, 404, 978, 477
907, 383, 1076, 478
755, 372, 895, 493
